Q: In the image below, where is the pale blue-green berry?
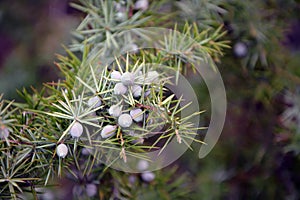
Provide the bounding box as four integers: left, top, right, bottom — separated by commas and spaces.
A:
130, 108, 143, 122
88, 96, 101, 108
108, 105, 122, 117
137, 160, 149, 171
114, 1, 126, 11
41, 190, 55, 200
115, 12, 127, 22
101, 125, 117, 138
146, 71, 159, 83
118, 113, 133, 128
135, 70, 143, 76
134, 0, 149, 11
72, 185, 84, 197
86, 184, 97, 197
114, 2, 122, 11
70, 122, 83, 138
129, 43, 139, 53
144, 90, 151, 97
114, 83, 127, 95
81, 147, 92, 156
0, 126, 9, 139
121, 72, 135, 86
141, 171, 155, 182
111, 70, 122, 80
131, 85, 142, 97
56, 143, 68, 158
233, 42, 248, 58
128, 175, 137, 184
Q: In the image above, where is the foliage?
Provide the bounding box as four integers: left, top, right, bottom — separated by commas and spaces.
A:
0, 0, 230, 199
1, 0, 300, 199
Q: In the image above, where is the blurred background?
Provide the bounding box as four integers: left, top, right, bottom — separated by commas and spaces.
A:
0, 0, 78, 100
1, 0, 300, 199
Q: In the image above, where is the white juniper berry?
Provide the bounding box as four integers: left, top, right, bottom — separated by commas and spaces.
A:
56, 143, 68, 158
118, 113, 133, 128
233, 41, 248, 58
137, 160, 149, 171
101, 125, 117, 138
134, 0, 149, 11
108, 105, 122, 117
136, 70, 159, 84
114, 83, 128, 95
114, 1, 122, 11
128, 43, 139, 53
0, 125, 9, 139
111, 70, 122, 80
81, 147, 92, 156
114, 0, 127, 11
72, 185, 84, 197
86, 183, 97, 197
146, 71, 159, 83
131, 85, 142, 97
87, 96, 102, 108
144, 89, 151, 97
141, 171, 155, 182
70, 121, 83, 138
115, 11, 127, 22
130, 108, 144, 122
121, 72, 135, 86
40, 189, 55, 200
128, 175, 137, 184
